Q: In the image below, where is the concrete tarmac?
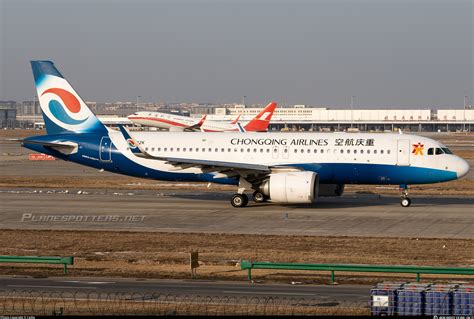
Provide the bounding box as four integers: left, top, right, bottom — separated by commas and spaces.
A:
1, 189, 473, 238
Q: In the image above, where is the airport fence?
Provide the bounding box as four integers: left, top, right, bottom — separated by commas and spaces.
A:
0, 290, 369, 316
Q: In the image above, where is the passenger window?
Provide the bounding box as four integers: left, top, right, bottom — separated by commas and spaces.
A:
253, 149, 257, 152
367, 150, 370, 154
340, 149, 344, 154
158, 147, 161, 152
202, 148, 205, 152
301, 149, 304, 153
294, 149, 298, 153
183, 148, 186, 152
164, 148, 168, 151
170, 148, 173, 152
435, 148, 443, 155
267, 149, 270, 153
387, 150, 390, 154
195, 148, 199, 152
247, 148, 250, 152
208, 148, 212, 152
354, 150, 357, 154
361, 150, 364, 154
321, 149, 324, 154
283, 148, 288, 153
374, 150, 377, 154
346, 149, 350, 154
151, 148, 155, 151
241, 148, 244, 152
221, 148, 224, 152
307, 149, 311, 153
314, 149, 317, 153
228, 148, 231, 152
381, 150, 384, 154
145, 147, 149, 151
176, 148, 180, 152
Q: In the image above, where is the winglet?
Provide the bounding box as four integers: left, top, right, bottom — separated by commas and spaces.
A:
117, 125, 146, 156
237, 122, 247, 133
184, 114, 207, 132
230, 114, 241, 124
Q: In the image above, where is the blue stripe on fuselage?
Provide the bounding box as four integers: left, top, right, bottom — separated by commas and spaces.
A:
22, 134, 457, 186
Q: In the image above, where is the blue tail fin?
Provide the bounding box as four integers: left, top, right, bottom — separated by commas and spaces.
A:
31, 61, 107, 135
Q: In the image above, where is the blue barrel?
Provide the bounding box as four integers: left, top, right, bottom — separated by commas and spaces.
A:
397, 283, 431, 316
370, 282, 405, 316
425, 284, 457, 315
454, 285, 474, 315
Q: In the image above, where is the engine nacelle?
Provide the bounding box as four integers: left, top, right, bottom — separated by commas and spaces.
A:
259, 171, 319, 203
318, 184, 345, 197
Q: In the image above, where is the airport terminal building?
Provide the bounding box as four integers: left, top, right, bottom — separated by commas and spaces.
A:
194, 105, 474, 132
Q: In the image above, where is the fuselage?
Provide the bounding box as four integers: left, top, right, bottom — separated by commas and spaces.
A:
23, 130, 470, 186
128, 112, 242, 132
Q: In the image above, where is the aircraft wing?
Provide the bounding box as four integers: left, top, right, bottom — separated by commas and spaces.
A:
117, 125, 300, 180
184, 115, 207, 132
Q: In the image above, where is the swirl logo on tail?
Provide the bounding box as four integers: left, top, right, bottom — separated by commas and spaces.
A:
41, 88, 88, 125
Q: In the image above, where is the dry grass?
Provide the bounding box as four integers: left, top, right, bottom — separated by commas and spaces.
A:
0, 230, 472, 284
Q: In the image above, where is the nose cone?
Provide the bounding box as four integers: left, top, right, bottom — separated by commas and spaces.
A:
456, 157, 470, 179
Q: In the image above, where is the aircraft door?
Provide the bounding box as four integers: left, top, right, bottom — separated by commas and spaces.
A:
282, 146, 289, 159
397, 139, 410, 166
100, 136, 112, 162
272, 146, 279, 159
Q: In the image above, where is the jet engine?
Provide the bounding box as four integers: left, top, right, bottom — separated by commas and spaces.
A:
318, 184, 345, 197
258, 171, 319, 203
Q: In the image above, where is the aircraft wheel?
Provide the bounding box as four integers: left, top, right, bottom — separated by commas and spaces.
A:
252, 191, 267, 203
400, 197, 411, 207
231, 194, 248, 208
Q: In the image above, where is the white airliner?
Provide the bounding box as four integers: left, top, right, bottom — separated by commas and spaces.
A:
128, 102, 277, 132
23, 61, 470, 208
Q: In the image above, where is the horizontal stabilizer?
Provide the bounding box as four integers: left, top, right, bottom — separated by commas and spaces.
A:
21, 139, 78, 155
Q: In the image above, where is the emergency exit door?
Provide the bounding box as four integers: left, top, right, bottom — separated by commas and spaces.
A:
397, 139, 410, 166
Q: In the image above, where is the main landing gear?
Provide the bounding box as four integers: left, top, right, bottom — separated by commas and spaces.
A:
399, 185, 411, 207
252, 191, 268, 203
231, 193, 249, 208
231, 191, 268, 208
231, 177, 268, 208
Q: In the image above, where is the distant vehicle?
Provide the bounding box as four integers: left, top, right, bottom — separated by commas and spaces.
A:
23, 61, 470, 208
128, 102, 277, 132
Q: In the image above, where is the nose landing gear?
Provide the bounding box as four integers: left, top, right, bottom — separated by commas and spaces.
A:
399, 185, 411, 207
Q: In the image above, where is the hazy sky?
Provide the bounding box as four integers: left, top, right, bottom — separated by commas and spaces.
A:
1, 0, 472, 108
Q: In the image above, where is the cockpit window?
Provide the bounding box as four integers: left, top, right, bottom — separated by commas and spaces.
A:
442, 148, 453, 154
435, 148, 444, 155
428, 148, 434, 155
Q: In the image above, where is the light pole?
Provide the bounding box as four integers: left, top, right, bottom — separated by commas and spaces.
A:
350, 95, 355, 129
136, 95, 141, 113
464, 95, 468, 131
242, 96, 246, 106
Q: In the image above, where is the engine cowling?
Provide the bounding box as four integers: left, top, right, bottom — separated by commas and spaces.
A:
259, 171, 319, 203
318, 184, 345, 197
